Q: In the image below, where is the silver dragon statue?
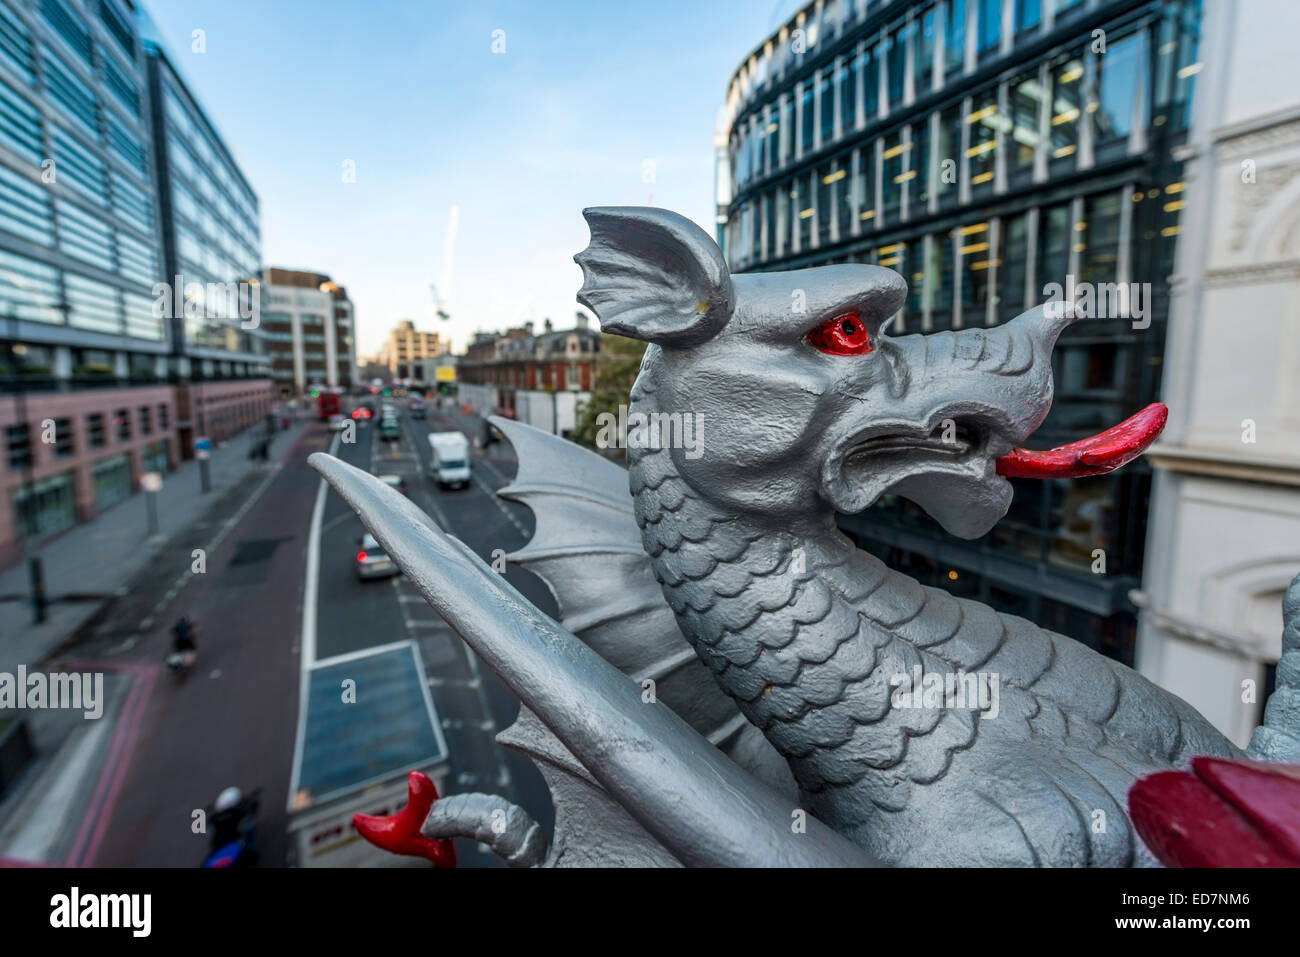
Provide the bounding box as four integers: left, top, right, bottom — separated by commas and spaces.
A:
311, 207, 1300, 867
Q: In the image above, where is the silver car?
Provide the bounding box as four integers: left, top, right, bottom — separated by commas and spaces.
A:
355, 532, 400, 580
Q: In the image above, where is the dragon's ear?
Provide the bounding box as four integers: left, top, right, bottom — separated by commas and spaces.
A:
575, 207, 734, 346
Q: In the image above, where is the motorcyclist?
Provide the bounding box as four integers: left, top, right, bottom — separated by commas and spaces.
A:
171, 616, 197, 654
210, 786, 259, 856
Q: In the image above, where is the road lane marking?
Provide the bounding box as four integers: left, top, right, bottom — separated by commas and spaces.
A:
472, 472, 528, 536
289, 431, 340, 812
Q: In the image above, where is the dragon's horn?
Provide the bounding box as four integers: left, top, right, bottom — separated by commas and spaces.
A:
309, 452, 875, 868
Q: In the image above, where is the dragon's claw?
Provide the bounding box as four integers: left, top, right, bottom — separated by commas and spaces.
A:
353, 771, 457, 868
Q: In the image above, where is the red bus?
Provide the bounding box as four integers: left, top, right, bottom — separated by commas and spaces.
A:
317, 390, 342, 421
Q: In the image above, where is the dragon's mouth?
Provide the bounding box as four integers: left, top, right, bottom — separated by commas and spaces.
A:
851, 420, 983, 459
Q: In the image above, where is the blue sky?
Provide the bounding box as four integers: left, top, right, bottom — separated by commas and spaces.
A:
145, 0, 797, 354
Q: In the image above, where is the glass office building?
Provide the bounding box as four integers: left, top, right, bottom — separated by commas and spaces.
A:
0, 0, 270, 566
718, 0, 1202, 664
143, 42, 266, 373
0, 0, 168, 369
0, 0, 178, 565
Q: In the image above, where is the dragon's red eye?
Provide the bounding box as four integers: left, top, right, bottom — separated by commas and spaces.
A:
808, 313, 873, 356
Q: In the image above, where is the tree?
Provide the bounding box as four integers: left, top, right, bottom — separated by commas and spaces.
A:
571, 331, 647, 458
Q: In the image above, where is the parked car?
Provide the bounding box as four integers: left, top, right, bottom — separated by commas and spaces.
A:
355, 532, 399, 580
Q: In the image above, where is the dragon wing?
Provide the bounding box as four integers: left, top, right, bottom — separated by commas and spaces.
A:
309, 452, 872, 867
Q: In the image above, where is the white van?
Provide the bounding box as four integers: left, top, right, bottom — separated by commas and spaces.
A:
428, 431, 471, 489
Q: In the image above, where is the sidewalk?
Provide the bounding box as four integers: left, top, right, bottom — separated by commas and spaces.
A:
0, 417, 317, 674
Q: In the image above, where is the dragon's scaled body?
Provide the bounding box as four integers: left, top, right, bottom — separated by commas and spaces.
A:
311, 207, 1300, 868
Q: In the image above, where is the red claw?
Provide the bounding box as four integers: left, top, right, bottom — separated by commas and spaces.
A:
353, 771, 457, 868
996, 402, 1167, 479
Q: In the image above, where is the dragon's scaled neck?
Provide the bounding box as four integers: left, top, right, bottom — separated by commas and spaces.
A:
627, 431, 927, 797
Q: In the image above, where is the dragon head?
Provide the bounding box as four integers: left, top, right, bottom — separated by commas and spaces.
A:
577, 207, 1163, 539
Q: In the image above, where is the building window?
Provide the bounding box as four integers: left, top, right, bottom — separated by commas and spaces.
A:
912, 119, 931, 209
839, 55, 857, 134
1015, 0, 1042, 35
1095, 32, 1149, 147
859, 43, 879, 121
798, 172, 814, 248
977, 0, 1002, 60
999, 212, 1030, 320
944, 0, 968, 77
54, 417, 73, 457
915, 6, 936, 95
779, 96, 794, 165
800, 84, 815, 154
1036, 203, 1071, 294
1010, 72, 1042, 174
114, 408, 131, 441
7, 422, 33, 469
959, 221, 992, 324
818, 73, 834, 145
886, 21, 909, 111
140, 405, 153, 436
818, 166, 834, 244
906, 236, 926, 324
967, 88, 999, 194
854, 149, 876, 228
1049, 53, 1084, 163
936, 104, 962, 208
1079, 191, 1122, 287
834, 158, 852, 238
932, 232, 955, 329
14, 471, 76, 539
882, 132, 905, 223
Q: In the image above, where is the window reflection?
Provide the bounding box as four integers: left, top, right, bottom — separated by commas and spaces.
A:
977, 0, 1001, 60
999, 212, 1029, 320
1010, 73, 1042, 174
966, 89, 999, 192
958, 220, 991, 324
936, 104, 962, 208
1096, 32, 1148, 145
1049, 53, 1084, 163
1047, 476, 1113, 572
944, 0, 967, 77
881, 131, 904, 221
915, 6, 936, 95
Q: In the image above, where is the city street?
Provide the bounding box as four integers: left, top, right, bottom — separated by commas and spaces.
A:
306, 402, 555, 866
0, 405, 558, 867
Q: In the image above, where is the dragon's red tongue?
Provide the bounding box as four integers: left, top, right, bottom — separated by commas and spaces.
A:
995, 402, 1167, 479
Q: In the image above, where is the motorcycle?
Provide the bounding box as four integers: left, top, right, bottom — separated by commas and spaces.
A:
201, 786, 262, 868
167, 618, 200, 681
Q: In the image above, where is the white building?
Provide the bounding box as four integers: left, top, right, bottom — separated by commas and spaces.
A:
261, 269, 356, 397
1136, 0, 1300, 747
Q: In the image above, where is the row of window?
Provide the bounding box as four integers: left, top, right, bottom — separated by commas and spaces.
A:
1, 164, 158, 287
729, 0, 1200, 196
4, 401, 171, 471
726, 20, 1194, 270
776, 183, 1180, 337
161, 83, 259, 238
0, 247, 165, 339
3, 0, 143, 118
0, 74, 155, 230
731, 0, 1093, 113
